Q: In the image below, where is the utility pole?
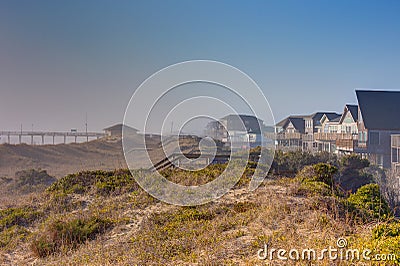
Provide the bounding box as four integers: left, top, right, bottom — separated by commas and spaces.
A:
85, 112, 88, 142
19, 124, 22, 144
31, 123, 34, 145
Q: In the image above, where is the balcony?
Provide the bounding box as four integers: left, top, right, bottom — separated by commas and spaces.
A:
276, 132, 302, 140
336, 139, 358, 151
314, 133, 354, 141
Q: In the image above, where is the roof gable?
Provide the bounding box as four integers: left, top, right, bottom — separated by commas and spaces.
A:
287, 117, 305, 133
339, 104, 358, 124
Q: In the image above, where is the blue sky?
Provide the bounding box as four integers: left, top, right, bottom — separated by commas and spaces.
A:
1, 0, 400, 132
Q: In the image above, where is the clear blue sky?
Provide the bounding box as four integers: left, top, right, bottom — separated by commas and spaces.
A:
1, 0, 400, 131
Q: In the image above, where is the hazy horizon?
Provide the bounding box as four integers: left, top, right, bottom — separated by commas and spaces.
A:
1, 1, 400, 132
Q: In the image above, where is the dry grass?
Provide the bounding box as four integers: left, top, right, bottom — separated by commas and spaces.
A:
0, 165, 398, 265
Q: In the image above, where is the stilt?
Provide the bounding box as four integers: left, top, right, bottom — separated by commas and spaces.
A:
64, 135, 66, 144
31, 135, 33, 145
42, 135, 44, 145
19, 135, 21, 144
7, 134, 10, 144
53, 135, 55, 145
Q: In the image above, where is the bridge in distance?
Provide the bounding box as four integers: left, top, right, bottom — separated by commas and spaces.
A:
0, 130, 106, 145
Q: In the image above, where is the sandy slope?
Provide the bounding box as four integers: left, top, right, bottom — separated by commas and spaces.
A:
0, 136, 202, 179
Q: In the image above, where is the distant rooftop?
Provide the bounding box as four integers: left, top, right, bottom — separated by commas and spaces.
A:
103, 124, 139, 132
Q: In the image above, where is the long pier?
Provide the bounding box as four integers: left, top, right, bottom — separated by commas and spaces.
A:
0, 130, 106, 145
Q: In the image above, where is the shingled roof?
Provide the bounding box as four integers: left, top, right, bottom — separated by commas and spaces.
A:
339, 104, 359, 123
221, 114, 264, 133
276, 116, 306, 133
356, 90, 400, 130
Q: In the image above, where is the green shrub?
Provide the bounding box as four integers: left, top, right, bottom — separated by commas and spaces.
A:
294, 163, 338, 196
340, 154, 370, 170
337, 154, 372, 193
372, 222, 400, 239
47, 169, 138, 196
0, 225, 31, 249
297, 180, 332, 196
272, 151, 337, 176
347, 184, 391, 220
311, 163, 338, 186
0, 207, 41, 230
31, 216, 113, 257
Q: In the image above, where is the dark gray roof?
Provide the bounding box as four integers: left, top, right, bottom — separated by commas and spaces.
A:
331, 116, 341, 122
276, 115, 306, 127
288, 117, 305, 133
222, 114, 264, 133
356, 90, 400, 130
277, 111, 340, 132
346, 104, 359, 121
310, 112, 341, 124
325, 113, 341, 121
339, 104, 359, 124
276, 116, 305, 133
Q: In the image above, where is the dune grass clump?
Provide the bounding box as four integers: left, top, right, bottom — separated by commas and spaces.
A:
31, 215, 113, 257
130, 202, 258, 264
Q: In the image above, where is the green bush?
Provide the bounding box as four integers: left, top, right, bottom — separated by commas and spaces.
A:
0, 207, 41, 230
293, 163, 339, 197
372, 222, 400, 239
311, 163, 338, 186
31, 216, 113, 257
47, 169, 138, 196
0, 225, 31, 249
347, 184, 391, 220
297, 180, 333, 196
340, 154, 370, 170
337, 154, 372, 193
272, 151, 337, 176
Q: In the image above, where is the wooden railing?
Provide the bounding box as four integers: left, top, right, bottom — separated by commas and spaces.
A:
336, 139, 358, 150
314, 133, 355, 141
275, 132, 302, 140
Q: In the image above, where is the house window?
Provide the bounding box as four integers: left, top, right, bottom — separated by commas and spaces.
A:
369, 132, 380, 145
377, 154, 384, 167
392, 148, 399, 163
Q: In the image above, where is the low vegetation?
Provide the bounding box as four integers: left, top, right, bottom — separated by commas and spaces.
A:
31, 215, 113, 257
0, 151, 399, 265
